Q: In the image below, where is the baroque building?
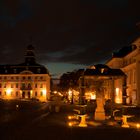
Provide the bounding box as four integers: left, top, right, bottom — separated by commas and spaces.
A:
106, 37, 140, 106
0, 45, 50, 102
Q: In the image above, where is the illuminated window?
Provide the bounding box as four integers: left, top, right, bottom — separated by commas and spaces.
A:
115, 88, 122, 104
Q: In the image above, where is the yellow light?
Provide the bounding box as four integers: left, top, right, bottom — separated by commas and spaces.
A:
68, 90, 72, 95
115, 88, 122, 104
6, 88, 12, 96
91, 94, 96, 100
68, 116, 72, 120
68, 122, 73, 127
42, 89, 46, 96
54, 91, 57, 94
136, 123, 140, 129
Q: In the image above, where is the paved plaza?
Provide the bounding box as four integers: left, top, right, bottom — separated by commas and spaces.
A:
0, 100, 140, 140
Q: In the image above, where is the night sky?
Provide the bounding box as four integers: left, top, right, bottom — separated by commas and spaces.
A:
0, 0, 140, 77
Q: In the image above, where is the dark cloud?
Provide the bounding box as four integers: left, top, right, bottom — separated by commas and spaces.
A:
0, 0, 140, 69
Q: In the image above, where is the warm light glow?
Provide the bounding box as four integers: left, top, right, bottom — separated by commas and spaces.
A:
85, 92, 96, 100
68, 116, 72, 120
53, 91, 57, 94
136, 123, 140, 129
42, 89, 46, 96
115, 88, 122, 104
58, 92, 63, 96
6, 88, 12, 96
68, 122, 73, 127
91, 93, 96, 100
68, 90, 72, 95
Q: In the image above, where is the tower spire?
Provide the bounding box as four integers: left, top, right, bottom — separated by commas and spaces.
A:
25, 44, 36, 64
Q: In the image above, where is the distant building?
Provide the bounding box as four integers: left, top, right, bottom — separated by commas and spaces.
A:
0, 45, 50, 102
106, 37, 140, 105
59, 64, 126, 105
82, 64, 126, 105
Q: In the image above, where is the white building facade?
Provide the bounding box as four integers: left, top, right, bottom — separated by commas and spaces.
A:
106, 37, 140, 106
0, 45, 50, 102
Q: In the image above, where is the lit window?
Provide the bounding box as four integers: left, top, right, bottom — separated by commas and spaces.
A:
115, 88, 122, 104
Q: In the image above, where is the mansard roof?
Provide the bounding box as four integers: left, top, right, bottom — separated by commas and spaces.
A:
112, 46, 135, 58
84, 64, 125, 76
0, 63, 49, 74
0, 44, 49, 75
